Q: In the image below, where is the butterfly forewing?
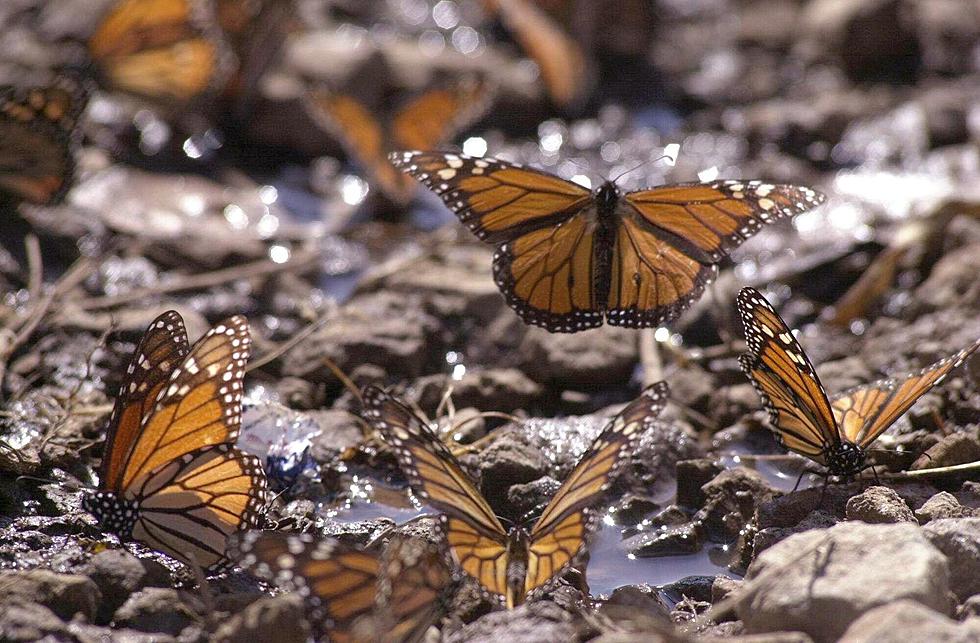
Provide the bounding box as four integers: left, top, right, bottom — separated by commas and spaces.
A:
832, 338, 980, 447
524, 381, 667, 597
101, 311, 189, 493
120, 315, 250, 490
737, 288, 839, 460
131, 444, 268, 570
375, 534, 452, 643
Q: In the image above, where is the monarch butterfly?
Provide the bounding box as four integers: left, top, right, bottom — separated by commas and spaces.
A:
88, 0, 232, 105
0, 75, 89, 205
82, 311, 269, 571
390, 151, 826, 332
229, 531, 451, 643
737, 287, 980, 479
361, 382, 667, 608
307, 80, 492, 205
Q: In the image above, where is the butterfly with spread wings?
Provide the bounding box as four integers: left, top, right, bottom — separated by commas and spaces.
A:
307, 80, 492, 205
88, 0, 233, 105
361, 382, 667, 608
391, 151, 825, 332
82, 311, 269, 571
229, 531, 451, 643
0, 75, 89, 205
737, 287, 980, 479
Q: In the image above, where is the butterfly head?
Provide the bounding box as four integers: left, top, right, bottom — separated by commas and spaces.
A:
824, 441, 867, 479
595, 181, 620, 210
82, 490, 138, 538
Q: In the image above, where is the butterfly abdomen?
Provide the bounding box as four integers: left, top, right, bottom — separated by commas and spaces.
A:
592, 181, 621, 311
505, 528, 531, 608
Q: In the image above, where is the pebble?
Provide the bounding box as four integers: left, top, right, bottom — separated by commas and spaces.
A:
844, 485, 916, 523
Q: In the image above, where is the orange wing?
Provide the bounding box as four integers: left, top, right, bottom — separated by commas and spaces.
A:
130, 444, 268, 571
391, 82, 491, 152
101, 311, 189, 494
375, 534, 452, 643
0, 77, 89, 205
524, 382, 666, 600
117, 315, 251, 490
832, 339, 980, 448
88, 0, 231, 104
737, 287, 839, 463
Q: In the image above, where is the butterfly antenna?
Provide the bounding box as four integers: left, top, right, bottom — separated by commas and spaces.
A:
611, 154, 672, 185
321, 355, 362, 405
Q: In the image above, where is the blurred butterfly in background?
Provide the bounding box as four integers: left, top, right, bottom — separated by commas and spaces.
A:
0, 74, 89, 205
82, 311, 269, 572
737, 286, 980, 479
361, 382, 667, 608
391, 151, 825, 332
230, 531, 451, 642
87, 0, 233, 106
307, 78, 493, 205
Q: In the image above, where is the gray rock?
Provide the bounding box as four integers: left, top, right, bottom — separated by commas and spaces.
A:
737, 522, 952, 643
444, 600, 582, 643
712, 576, 744, 603
597, 584, 672, 626
67, 622, 175, 643
697, 468, 779, 542
114, 588, 199, 636
212, 594, 309, 643
625, 523, 702, 557
0, 600, 71, 642
0, 569, 101, 621
675, 459, 724, 510
845, 486, 916, 523
517, 325, 637, 388
752, 511, 839, 555
839, 600, 980, 642
83, 549, 170, 624
958, 594, 980, 619
469, 430, 549, 517
913, 432, 980, 469
916, 492, 975, 524
416, 368, 543, 414
922, 518, 980, 600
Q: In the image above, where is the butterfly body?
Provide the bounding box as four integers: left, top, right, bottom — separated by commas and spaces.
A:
738, 287, 979, 480
393, 151, 826, 332
363, 383, 669, 607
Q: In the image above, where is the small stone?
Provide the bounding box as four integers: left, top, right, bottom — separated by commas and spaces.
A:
598, 584, 672, 625
114, 588, 199, 636
83, 549, 169, 624
922, 517, 980, 600
0, 569, 101, 621
839, 600, 980, 642
738, 522, 952, 643
845, 486, 916, 523
415, 368, 543, 414
213, 594, 309, 643
697, 468, 779, 542
518, 325, 637, 388
675, 459, 724, 509
915, 491, 973, 524
625, 523, 703, 557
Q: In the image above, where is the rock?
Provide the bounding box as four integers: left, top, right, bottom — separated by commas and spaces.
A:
915, 492, 974, 524
114, 588, 199, 636
752, 511, 839, 555
625, 523, 703, 557
958, 594, 980, 619
845, 486, 916, 523
675, 459, 724, 510
913, 432, 980, 470
68, 622, 174, 643
507, 477, 560, 518
415, 368, 543, 414
914, 0, 980, 75
308, 409, 366, 462
213, 593, 310, 643
468, 430, 549, 518
597, 584, 672, 626
712, 576, 743, 603
517, 325, 637, 389
839, 600, 980, 642
709, 634, 814, 643
661, 575, 716, 604
0, 600, 71, 642
607, 494, 663, 526
697, 468, 779, 542
665, 365, 716, 414
922, 518, 980, 600
444, 600, 582, 642
737, 522, 952, 642
0, 569, 101, 621
83, 549, 170, 624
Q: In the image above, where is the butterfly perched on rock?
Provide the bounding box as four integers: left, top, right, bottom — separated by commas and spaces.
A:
361, 382, 667, 607
229, 530, 451, 642
737, 287, 980, 479
82, 311, 269, 571
391, 151, 825, 332
0, 73, 89, 205
307, 78, 492, 205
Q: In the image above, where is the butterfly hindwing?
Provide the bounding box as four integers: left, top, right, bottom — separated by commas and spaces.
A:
101, 310, 189, 493
737, 287, 839, 462
831, 338, 980, 447
524, 381, 667, 598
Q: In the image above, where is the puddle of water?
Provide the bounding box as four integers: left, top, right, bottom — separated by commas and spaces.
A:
717, 447, 816, 492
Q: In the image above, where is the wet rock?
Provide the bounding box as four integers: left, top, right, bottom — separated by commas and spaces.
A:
517, 325, 637, 389
707, 384, 761, 431
0, 600, 71, 642
665, 365, 716, 414
507, 477, 560, 518
712, 576, 743, 603
282, 292, 441, 382
0, 569, 100, 620
915, 492, 975, 524
845, 486, 915, 524
608, 494, 662, 526
68, 622, 175, 642
628, 420, 704, 492
416, 368, 543, 414
308, 409, 365, 461
661, 575, 716, 604
469, 430, 549, 517
839, 600, 980, 642
82, 549, 171, 624
114, 588, 199, 636
444, 599, 583, 643
599, 585, 672, 626
626, 522, 702, 557
213, 593, 309, 643
697, 468, 779, 542
676, 459, 724, 510
922, 518, 980, 600
738, 522, 952, 642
